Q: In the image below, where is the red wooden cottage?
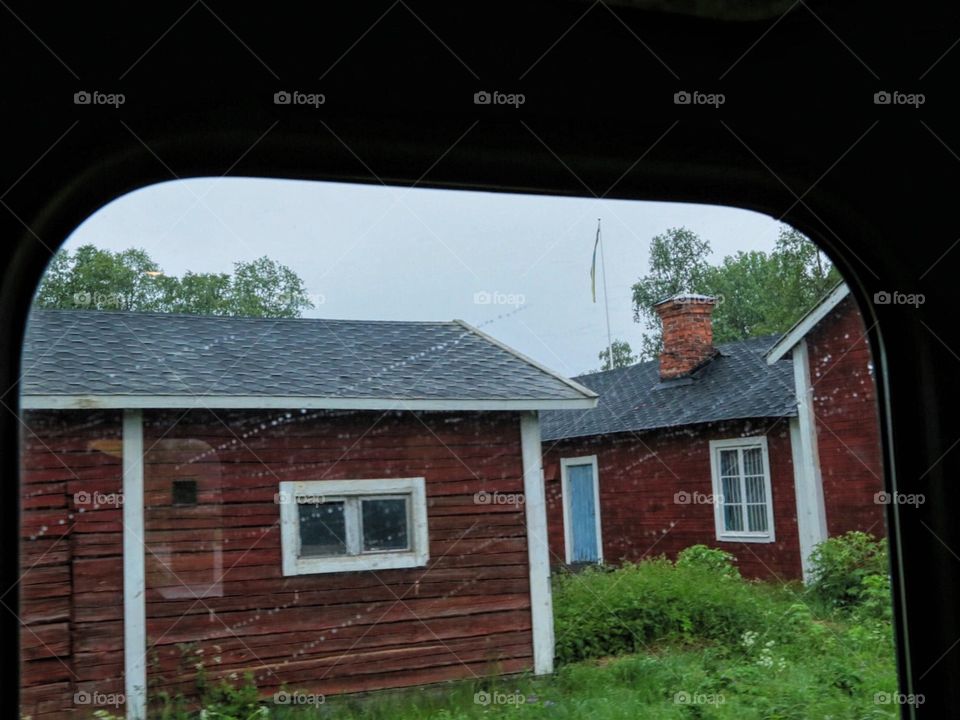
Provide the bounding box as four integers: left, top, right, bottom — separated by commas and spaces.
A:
18, 310, 596, 719
540, 285, 884, 581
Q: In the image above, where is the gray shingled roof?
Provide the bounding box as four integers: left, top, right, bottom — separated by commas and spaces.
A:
541, 335, 797, 441
21, 310, 596, 409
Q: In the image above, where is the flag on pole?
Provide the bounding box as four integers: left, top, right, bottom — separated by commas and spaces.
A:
590, 221, 600, 302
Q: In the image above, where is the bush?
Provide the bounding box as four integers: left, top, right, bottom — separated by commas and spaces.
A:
675, 544, 741, 579
808, 532, 889, 610
552, 557, 798, 664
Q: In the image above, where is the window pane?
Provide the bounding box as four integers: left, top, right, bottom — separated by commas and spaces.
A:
722, 476, 741, 504
298, 501, 347, 556
747, 504, 768, 532
745, 475, 766, 504
743, 447, 763, 476
723, 503, 743, 532
362, 498, 409, 551
719, 449, 739, 477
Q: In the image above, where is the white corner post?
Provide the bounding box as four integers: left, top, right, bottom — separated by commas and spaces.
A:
520, 411, 554, 675
122, 409, 147, 719
789, 340, 828, 582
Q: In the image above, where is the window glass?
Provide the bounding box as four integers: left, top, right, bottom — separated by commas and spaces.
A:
362, 497, 409, 551
298, 501, 347, 556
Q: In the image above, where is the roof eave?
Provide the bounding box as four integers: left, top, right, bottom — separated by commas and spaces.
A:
20, 394, 599, 411
542, 409, 800, 441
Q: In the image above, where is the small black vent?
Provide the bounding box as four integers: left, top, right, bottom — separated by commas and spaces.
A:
172, 479, 198, 506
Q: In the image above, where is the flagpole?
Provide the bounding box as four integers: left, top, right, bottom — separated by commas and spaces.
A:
598, 218, 614, 368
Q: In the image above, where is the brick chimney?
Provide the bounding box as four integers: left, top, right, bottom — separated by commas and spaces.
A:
653, 294, 718, 380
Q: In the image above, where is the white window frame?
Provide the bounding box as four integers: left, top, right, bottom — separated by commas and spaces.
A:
279, 477, 429, 575
709, 437, 776, 543
559, 455, 603, 564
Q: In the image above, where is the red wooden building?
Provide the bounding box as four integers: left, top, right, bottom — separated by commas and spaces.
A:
19, 310, 596, 719
540, 285, 885, 581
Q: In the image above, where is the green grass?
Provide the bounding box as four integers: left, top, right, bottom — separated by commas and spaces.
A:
276, 558, 897, 720
92, 541, 900, 720
263, 632, 899, 720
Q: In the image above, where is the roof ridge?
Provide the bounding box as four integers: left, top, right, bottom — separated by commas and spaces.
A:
452, 319, 597, 400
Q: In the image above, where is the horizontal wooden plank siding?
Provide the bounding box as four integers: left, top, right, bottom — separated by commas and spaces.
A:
543, 419, 803, 579
20, 410, 122, 719
21, 408, 534, 717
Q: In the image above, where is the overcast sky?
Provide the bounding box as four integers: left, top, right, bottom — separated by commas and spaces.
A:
63, 178, 787, 376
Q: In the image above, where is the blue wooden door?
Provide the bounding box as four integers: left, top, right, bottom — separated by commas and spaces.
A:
567, 462, 599, 563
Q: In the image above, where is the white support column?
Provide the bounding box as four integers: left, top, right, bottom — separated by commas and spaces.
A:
122, 409, 147, 719
790, 340, 828, 582
520, 411, 554, 675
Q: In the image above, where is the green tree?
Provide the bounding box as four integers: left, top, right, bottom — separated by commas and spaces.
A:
631, 226, 840, 358
35, 245, 315, 318
769, 226, 839, 318
631, 227, 713, 359
704, 250, 781, 342
34, 245, 165, 311
598, 339, 637, 371
226, 256, 314, 318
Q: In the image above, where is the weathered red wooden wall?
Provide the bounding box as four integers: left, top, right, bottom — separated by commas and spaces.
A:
20, 409, 534, 718
806, 295, 886, 537
542, 419, 803, 579
20, 410, 122, 719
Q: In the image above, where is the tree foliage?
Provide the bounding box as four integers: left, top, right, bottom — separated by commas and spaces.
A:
35, 245, 315, 318
598, 339, 637, 371
630, 228, 713, 359
630, 226, 840, 359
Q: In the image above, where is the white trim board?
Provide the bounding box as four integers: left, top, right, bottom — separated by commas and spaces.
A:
766, 283, 850, 364
520, 412, 555, 675
20, 394, 598, 411
559, 455, 603, 564
790, 340, 829, 581
122, 409, 147, 720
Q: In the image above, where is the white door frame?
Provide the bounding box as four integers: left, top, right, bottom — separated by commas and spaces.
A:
559, 455, 603, 564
